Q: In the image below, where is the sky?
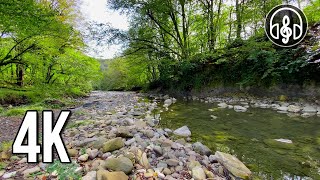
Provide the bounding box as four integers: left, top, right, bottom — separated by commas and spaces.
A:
79, 0, 129, 59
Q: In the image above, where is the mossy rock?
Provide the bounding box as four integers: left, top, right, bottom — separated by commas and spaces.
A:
263, 139, 295, 150
279, 95, 288, 101
102, 137, 124, 153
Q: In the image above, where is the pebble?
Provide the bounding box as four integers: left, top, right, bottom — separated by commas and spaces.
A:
78, 154, 89, 162
2, 171, 17, 179
166, 159, 179, 166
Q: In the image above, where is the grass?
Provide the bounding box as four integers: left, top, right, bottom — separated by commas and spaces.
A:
0, 88, 82, 117
0, 86, 88, 108
3, 104, 44, 116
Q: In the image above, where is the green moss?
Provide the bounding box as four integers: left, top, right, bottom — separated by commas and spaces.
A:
0, 141, 13, 152
66, 120, 94, 129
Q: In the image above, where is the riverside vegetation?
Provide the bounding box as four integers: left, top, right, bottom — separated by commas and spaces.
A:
1, 0, 320, 180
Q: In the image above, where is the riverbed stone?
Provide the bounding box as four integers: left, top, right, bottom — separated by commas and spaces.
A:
88, 149, 99, 159
104, 157, 133, 174
157, 161, 168, 168
116, 127, 133, 138
218, 102, 228, 108
97, 169, 129, 180
139, 152, 151, 169
67, 149, 78, 157
173, 126, 191, 137
166, 159, 179, 166
83, 171, 97, 180
215, 151, 251, 179
153, 145, 163, 155
191, 166, 206, 180
2, 171, 16, 179
78, 154, 89, 162
102, 137, 124, 153
192, 142, 212, 156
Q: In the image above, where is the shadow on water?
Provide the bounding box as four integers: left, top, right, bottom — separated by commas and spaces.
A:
160, 100, 320, 180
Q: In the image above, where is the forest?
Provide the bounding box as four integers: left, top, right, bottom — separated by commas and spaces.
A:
0, 0, 101, 109
100, 0, 320, 93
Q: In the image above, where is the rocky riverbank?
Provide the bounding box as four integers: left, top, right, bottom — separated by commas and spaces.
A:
0, 91, 252, 180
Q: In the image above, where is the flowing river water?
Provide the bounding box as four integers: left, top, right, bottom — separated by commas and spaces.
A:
159, 100, 320, 179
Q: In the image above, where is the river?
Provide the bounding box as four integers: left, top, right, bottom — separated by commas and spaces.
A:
160, 100, 320, 179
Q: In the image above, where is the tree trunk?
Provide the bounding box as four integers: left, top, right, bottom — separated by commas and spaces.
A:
16, 64, 24, 86
236, 0, 242, 39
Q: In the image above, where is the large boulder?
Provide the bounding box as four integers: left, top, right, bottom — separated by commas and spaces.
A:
192, 142, 212, 156
215, 151, 251, 180
173, 126, 191, 137
104, 157, 133, 174
102, 137, 124, 153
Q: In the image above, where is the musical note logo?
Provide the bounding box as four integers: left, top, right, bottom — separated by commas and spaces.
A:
280, 15, 292, 44
265, 5, 307, 47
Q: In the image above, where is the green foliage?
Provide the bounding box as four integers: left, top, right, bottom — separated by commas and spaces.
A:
0, 0, 101, 106
105, 0, 319, 92
304, 0, 320, 25
100, 56, 149, 91
46, 160, 81, 180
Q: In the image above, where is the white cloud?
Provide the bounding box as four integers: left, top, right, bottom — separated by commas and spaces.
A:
79, 0, 129, 59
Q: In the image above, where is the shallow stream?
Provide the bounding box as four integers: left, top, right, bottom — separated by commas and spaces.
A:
160, 100, 320, 179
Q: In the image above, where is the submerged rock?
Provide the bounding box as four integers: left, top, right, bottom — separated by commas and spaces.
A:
234, 105, 247, 112
277, 106, 288, 111
302, 105, 317, 113
287, 105, 301, 113
264, 139, 295, 149
217, 102, 228, 108
173, 126, 191, 137
215, 151, 251, 179
274, 139, 293, 144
